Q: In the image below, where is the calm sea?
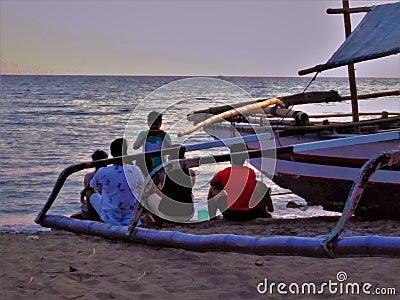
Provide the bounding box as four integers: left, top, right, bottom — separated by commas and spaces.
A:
1, 75, 398, 232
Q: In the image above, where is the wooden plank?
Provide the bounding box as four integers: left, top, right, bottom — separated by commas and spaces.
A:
308, 112, 400, 118
298, 65, 321, 76
341, 90, 400, 101
189, 91, 340, 116
278, 116, 400, 136
326, 6, 370, 14
275, 91, 341, 106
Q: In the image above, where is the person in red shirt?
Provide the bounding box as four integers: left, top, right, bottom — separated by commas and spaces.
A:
207, 144, 273, 221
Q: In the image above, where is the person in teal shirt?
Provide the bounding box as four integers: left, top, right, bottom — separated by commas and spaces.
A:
133, 111, 172, 174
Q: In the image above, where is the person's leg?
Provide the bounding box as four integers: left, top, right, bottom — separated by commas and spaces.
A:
145, 192, 170, 223
223, 208, 271, 221
146, 193, 162, 214
83, 191, 101, 221
70, 211, 84, 219
249, 190, 273, 219
250, 206, 272, 219
249, 181, 274, 213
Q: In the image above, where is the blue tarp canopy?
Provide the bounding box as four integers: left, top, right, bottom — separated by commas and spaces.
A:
299, 2, 400, 75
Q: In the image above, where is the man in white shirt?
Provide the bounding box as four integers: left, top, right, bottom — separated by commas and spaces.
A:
89, 138, 144, 226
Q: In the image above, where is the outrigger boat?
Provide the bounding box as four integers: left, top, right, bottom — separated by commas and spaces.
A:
35, 1, 400, 257
184, 1, 400, 219
35, 133, 400, 258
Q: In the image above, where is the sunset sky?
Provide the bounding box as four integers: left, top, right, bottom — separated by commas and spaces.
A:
1, 0, 399, 77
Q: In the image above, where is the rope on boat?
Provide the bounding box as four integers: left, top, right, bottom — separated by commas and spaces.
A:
274, 72, 319, 146
302, 72, 319, 93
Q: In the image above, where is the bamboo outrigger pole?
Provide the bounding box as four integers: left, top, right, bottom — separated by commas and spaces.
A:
177, 98, 285, 137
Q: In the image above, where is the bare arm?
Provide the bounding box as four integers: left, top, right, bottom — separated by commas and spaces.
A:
80, 185, 90, 203
80, 172, 93, 203
133, 131, 148, 150
190, 169, 196, 186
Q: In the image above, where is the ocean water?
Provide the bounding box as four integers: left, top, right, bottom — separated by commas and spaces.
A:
1, 75, 398, 233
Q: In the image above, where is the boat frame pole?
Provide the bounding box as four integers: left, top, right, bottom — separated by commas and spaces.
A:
343, 0, 360, 123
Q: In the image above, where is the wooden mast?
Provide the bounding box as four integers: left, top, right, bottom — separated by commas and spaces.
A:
342, 0, 360, 123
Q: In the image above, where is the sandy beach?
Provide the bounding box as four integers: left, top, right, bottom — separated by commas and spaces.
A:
1, 217, 399, 300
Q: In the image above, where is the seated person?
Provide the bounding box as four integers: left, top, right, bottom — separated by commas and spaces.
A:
207, 144, 273, 221
132, 111, 172, 173
144, 147, 195, 223
78, 149, 108, 220
157, 164, 195, 222
87, 138, 144, 226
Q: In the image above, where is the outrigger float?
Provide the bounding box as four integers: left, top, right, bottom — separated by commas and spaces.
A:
35, 1, 400, 257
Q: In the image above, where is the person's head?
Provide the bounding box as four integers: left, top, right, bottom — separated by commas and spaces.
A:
229, 143, 248, 166
147, 111, 162, 130
110, 138, 128, 157
91, 149, 108, 161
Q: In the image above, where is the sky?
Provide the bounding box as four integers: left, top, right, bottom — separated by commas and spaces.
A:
1, 0, 399, 77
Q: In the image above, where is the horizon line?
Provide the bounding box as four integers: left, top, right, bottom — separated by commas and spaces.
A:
1, 73, 398, 79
